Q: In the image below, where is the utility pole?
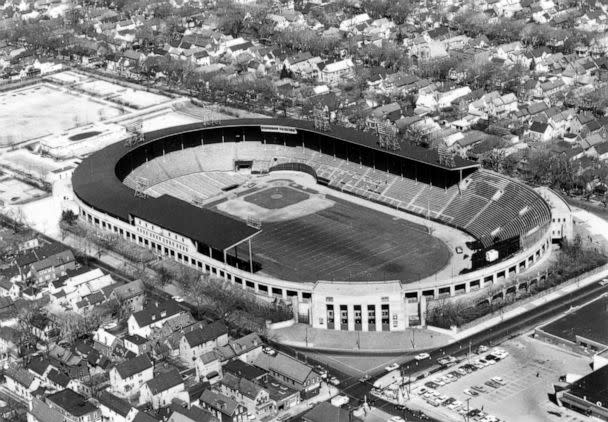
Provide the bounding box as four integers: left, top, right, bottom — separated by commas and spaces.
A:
464, 397, 471, 422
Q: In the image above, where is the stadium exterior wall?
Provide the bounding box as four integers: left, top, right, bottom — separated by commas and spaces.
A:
75, 196, 552, 332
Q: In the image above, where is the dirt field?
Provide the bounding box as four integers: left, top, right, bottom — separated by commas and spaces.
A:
0, 83, 123, 145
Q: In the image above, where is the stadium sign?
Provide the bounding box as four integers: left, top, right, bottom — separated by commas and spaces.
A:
260, 125, 298, 134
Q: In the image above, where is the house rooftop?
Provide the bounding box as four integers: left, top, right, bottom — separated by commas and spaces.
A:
114, 353, 153, 379
146, 368, 182, 394
47, 388, 98, 417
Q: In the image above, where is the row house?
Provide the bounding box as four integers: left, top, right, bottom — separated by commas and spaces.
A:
219, 373, 273, 418
199, 389, 247, 422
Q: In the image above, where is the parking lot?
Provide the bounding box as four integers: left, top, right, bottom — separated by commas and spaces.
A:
398, 335, 593, 422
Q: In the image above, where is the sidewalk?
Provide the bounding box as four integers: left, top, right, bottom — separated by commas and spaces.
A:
269, 323, 453, 354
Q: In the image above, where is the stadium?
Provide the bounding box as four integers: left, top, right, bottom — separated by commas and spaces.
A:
72, 119, 556, 331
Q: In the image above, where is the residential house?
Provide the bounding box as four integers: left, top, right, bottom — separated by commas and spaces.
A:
417, 87, 472, 111
167, 404, 219, 422
109, 279, 145, 313
216, 333, 263, 364
98, 391, 138, 422
302, 402, 362, 422
0, 326, 19, 361
365, 103, 402, 131
318, 59, 355, 85
257, 376, 300, 412
139, 369, 187, 409
109, 353, 154, 397
4, 364, 40, 402
127, 300, 185, 338
339, 13, 371, 32
124, 334, 150, 356
253, 352, 321, 399
222, 360, 266, 383
46, 388, 101, 422
93, 326, 122, 358
198, 389, 247, 422
0, 279, 20, 300
195, 351, 223, 383
27, 396, 65, 422
526, 121, 554, 142
0, 296, 17, 327
29, 249, 76, 284
218, 373, 273, 419
179, 322, 228, 366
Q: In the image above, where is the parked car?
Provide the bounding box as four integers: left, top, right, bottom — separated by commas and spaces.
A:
456, 367, 468, 376
485, 380, 500, 389
262, 347, 277, 356
477, 345, 489, 353
471, 385, 487, 393
464, 388, 479, 397
385, 363, 399, 372
492, 376, 507, 385
329, 376, 340, 386
415, 353, 431, 360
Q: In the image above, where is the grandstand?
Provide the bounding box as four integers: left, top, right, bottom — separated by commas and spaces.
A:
73, 119, 554, 332
123, 141, 550, 252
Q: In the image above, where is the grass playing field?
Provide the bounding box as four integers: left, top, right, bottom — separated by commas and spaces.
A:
230, 186, 450, 283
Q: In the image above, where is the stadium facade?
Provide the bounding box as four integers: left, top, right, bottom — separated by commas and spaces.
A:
72, 119, 561, 332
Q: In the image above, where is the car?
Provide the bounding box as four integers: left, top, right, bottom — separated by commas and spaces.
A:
491, 376, 507, 385
329, 376, 340, 386
415, 353, 431, 360
388, 417, 406, 422
315, 367, 328, 379
477, 345, 489, 353
425, 381, 439, 389
477, 358, 490, 367
456, 367, 468, 376
262, 347, 277, 356
471, 385, 487, 393
358, 374, 370, 383
415, 387, 428, 395
485, 353, 499, 361
485, 380, 500, 389
433, 378, 446, 386
448, 371, 461, 379
484, 357, 497, 365
464, 389, 479, 397
172, 295, 185, 303
600, 279, 608, 286
385, 363, 399, 372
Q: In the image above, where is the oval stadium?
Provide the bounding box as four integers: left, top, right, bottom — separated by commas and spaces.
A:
72, 119, 557, 332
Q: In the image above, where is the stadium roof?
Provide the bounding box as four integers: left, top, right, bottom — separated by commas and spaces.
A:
72, 135, 260, 251
143, 118, 479, 171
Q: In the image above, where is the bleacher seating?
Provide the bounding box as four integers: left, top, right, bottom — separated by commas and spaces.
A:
122, 142, 551, 249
